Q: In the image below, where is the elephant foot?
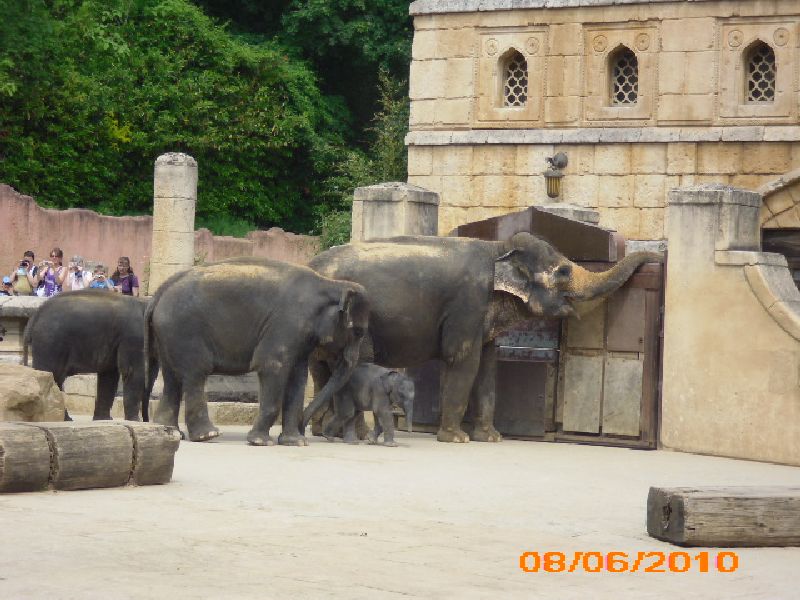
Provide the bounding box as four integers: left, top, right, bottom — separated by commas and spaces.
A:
382, 440, 398, 447
92, 415, 113, 421
366, 432, 378, 445
188, 426, 220, 442
471, 425, 502, 443
324, 435, 336, 443
247, 430, 275, 446
437, 427, 470, 443
278, 432, 308, 447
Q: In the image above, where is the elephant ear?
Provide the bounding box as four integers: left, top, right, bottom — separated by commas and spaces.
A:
382, 370, 400, 395
338, 288, 357, 328
494, 250, 531, 303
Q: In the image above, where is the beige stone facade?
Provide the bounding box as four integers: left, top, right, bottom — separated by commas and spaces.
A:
407, 0, 800, 238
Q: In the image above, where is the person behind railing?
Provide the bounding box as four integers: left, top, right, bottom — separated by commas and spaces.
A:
111, 256, 139, 296
88, 264, 114, 291
33, 247, 68, 297
7, 250, 38, 296
67, 255, 90, 291
1, 276, 15, 296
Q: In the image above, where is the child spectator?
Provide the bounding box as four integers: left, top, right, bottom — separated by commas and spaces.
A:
111, 256, 139, 296
67, 256, 90, 291
89, 264, 114, 290
1, 276, 14, 296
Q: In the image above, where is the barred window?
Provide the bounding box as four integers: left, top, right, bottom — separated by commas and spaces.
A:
610, 47, 638, 105
502, 51, 528, 107
745, 42, 776, 103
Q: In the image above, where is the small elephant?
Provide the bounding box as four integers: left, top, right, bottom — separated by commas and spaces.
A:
317, 364, 414, 447
23, 290, 158, 421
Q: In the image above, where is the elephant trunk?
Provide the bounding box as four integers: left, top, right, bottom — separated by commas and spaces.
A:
404, 397, 413, 435
301, 344, 360, 431
563, 252, 661, 302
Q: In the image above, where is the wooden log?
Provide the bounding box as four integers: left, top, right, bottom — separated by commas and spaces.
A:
647, 486, 800, 547
40, 422, 133, 491
125, 422, 181, 485
0, 423, 51, 493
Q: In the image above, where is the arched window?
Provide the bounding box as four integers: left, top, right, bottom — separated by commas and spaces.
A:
502, 50, 528, 107
609, 46, 638, 105
745, 41, 776, 103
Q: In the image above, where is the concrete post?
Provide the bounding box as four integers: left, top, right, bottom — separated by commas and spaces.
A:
351, 182, 439, 242
148, 153, 198, 294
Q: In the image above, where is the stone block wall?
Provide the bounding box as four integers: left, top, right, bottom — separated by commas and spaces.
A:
406, 0, 800, 239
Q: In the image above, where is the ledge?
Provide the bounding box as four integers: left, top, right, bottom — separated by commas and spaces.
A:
715, 251, 788, 268
410, 0, 717, 15
0, 296, 46, 318
406, 126, 800, 146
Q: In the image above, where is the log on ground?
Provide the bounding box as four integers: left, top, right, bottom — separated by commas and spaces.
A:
0, 423, 51, 493
647, 486, 800, 547
125, 421, 181, 485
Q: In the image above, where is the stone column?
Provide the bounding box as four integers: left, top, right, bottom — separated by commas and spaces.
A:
351, 182, 439, 242
148, 153, 197, 294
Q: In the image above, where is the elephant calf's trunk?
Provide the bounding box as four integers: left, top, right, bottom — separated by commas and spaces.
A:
564, 252, 661, 302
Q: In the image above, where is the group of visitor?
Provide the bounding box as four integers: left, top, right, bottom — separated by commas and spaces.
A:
3, 249, 139, 298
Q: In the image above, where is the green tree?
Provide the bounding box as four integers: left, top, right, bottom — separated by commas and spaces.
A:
0, 0, 352, 234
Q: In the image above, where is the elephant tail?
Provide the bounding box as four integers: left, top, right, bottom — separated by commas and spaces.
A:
22, 310, 37, 367
143, 297, 156, 420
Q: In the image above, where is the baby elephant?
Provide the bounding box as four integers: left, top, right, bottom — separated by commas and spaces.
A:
324, 364, 414, 447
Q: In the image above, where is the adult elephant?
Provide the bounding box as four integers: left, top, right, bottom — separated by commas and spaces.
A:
146, 258, 369, 446
23, 291, 158, 421
305, 233, 659, 443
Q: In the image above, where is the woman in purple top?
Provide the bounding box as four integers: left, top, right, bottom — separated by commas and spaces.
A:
34, 247, 68, 297
111, 256, 139, 296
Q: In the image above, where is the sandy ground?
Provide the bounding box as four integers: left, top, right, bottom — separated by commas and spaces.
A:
1, 425, 799, 599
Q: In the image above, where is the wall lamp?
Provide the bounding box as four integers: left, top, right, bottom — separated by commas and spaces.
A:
544, 152, 568, 199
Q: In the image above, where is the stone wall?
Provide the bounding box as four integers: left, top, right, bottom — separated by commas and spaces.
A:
661, 185, 800, 466
0, 185, 320, 290
406, 0, 800, 238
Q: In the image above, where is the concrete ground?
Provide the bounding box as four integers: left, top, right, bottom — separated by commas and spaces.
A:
1, 424, 799, 599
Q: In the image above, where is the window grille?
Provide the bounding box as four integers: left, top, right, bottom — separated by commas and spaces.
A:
610, 48, 638, 105
503, 52, 528, 107
746, 43, 776, 103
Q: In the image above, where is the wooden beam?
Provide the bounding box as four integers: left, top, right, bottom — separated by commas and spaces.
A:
647, 486, 800, 547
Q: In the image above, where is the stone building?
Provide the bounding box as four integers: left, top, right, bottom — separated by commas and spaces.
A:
407, 0, 800, 250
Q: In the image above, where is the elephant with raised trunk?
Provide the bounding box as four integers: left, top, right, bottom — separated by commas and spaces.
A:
23, 291, 158, 421
308, 233, 659, 443
146, 258, 369, 445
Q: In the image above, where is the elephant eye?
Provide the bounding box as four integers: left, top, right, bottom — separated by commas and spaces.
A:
556, 265, 572, 278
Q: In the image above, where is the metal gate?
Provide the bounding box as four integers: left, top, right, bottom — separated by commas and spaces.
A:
407, 206, 663, 448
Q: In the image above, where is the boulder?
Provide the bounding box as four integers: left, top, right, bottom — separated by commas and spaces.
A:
0, 364, 66, 422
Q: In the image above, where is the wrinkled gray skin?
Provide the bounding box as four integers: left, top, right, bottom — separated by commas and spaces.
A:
318, 363, 414, 447
146, 258, 369, 445
308, 233, 659, 443
23, 291, 158, 421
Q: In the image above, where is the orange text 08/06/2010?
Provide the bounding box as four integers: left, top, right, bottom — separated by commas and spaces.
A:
519, 551, 739, 574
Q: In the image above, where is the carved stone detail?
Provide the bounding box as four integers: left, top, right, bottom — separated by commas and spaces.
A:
774, 27, 790, 47
635, 32, 650, 51
592, 35, 607, 52
486, 38, 498, 56
728, 30, 743, 48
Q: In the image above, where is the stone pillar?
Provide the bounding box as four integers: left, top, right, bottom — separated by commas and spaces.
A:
148, 153, 197, 294
351, 182, 439, 242
660, 184, 800, 466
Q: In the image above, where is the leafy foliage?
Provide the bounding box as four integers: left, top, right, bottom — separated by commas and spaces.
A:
0, 0, 413, 237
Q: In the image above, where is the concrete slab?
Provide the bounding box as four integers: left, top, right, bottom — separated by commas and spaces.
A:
1, 425, 798, 598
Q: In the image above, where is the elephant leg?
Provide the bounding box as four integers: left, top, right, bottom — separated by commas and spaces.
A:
52, 372, 72, 422
375, 404, 397, 447
437, 337, 482, 443
469, 342, 502, 443
183, 374, 218, 442
154, 366, 181, 430
342, 411, 360, 445
325, 395, 354, 442
94, 370, 119, 420
143, 356, 159, 422
278, 359, 309, 447
308, 351, 331, 437
119, 363, 144, 422
247, 370, 281, 446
